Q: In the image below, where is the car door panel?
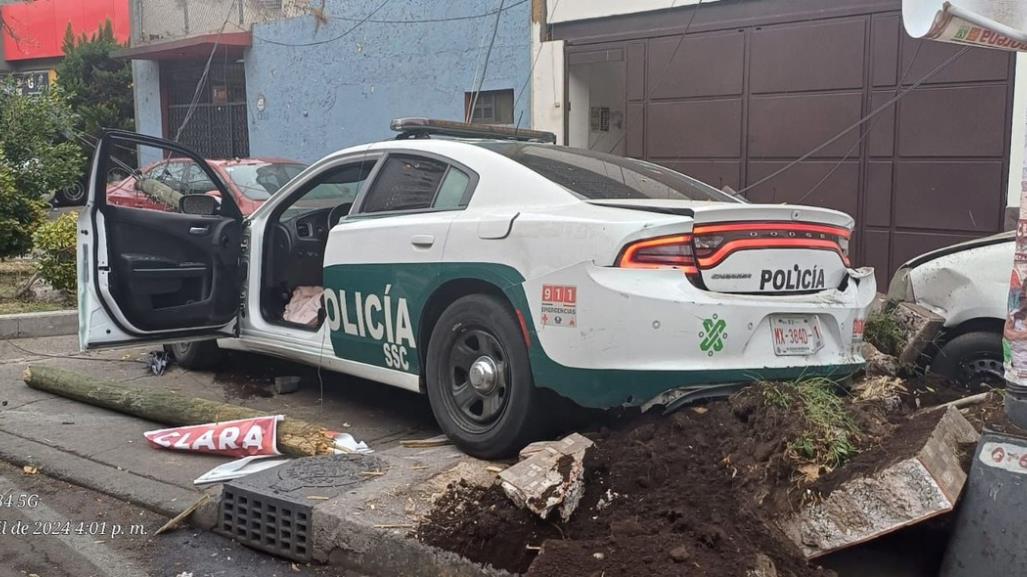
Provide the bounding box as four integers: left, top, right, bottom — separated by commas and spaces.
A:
80, 130, 243, 349
103, 205, 241, 331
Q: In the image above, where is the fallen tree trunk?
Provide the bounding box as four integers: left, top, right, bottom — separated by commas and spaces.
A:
138, 177, 183, 210
23, 365, 334, 457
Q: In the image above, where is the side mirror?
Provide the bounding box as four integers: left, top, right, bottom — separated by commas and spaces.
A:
180, 194, 219, 216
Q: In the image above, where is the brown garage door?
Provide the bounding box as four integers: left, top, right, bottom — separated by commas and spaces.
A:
556, 0, 1015, 289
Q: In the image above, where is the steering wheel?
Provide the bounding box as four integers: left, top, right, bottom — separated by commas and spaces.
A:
329, 202, 354, 229
272, 222, 293, 277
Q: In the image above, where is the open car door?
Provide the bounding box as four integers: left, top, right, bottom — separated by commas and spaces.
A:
78, 130, 243, 349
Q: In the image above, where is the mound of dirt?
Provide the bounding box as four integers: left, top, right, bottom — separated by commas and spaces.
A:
418, 384, 903, 577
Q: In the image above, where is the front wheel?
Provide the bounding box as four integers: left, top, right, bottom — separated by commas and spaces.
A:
165, 340, 223, 371
425, 294, 545, 459
930, 331, 1004, 390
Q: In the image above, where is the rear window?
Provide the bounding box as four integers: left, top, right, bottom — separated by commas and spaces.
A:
476, 143, 739, 203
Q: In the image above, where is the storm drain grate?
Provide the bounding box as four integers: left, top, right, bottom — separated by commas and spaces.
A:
219, 485, 312, 562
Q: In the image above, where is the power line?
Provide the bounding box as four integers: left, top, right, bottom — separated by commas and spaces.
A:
247, 0, 391, 48
328, 0, 528, 24
512, 0, 562, 130
466, 0, 506, 124
173, 0, 239, 143
595, 0, 705, 153
738, 46, 970, 196
790, 43, 926, 206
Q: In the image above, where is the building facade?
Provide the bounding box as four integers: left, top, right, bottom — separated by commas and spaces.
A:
530, 0, 1025, 287
125, 0, 532, 164
0, 0, 130, 94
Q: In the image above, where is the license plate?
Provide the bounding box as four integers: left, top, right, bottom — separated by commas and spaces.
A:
771, 315, 824, 356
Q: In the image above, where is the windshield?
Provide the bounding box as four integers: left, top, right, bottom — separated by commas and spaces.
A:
225, 162, 307, 200
476, 143, 740, 203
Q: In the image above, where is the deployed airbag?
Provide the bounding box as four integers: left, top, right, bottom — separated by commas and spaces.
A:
283, 286, 323, 326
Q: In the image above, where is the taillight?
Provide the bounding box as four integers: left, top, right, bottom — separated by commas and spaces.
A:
617, 234, 698, 275
691, 222, 851, 267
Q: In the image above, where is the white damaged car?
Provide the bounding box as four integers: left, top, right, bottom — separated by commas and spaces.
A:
78, 120, 875, 457
888, 231, 1013, 385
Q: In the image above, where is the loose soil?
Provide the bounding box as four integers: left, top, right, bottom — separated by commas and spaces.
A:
419, 376, 1007, 577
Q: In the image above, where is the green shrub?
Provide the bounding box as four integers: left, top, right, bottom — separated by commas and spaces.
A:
0, 157, 48, 258
33, 211, 78, 294
864, 301, 905, 356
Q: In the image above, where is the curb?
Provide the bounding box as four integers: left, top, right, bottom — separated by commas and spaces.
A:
0, 430, 500, 576
0, 309, 78, 339
0, 429, 219, 524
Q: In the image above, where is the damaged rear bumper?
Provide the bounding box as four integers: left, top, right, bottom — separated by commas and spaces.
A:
517, 265, 876, 409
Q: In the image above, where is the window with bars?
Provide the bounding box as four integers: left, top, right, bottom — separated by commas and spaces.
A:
465, 89, 514, 125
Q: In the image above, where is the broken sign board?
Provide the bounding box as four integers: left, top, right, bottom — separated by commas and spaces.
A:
144, 415, 284, 458
540, 284, 577, 328
903, 1, 1027, 51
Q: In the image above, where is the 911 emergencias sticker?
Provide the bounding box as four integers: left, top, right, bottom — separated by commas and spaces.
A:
541, 285, 577, 328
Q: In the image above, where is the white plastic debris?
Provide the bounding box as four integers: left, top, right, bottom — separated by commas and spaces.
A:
193, 455, 289, 485
331, 432, 373, 454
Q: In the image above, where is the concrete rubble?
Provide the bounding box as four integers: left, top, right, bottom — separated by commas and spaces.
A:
893, 302, 945, 367
780, 405, 979, 559
499, 433, 594, 522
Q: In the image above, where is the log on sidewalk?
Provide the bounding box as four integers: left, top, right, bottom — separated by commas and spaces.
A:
23, 365, 334, 457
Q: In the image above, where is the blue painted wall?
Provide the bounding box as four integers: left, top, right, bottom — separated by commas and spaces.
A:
244, 0, 531, 163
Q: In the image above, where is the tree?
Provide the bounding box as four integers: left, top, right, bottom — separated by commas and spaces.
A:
0, 154, 46, 259
57, 20, 134, 139
0, 85, 83, 258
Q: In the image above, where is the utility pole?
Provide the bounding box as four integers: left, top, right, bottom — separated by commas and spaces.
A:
903, 5, 1027, 574
905, 0, 1027, 424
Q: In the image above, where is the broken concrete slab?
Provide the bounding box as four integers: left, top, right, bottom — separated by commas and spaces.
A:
312, 445, 509, 577
862, 343, 901, 378
499, 433, 594, 522
894, 302, 945, 366
780, 406, 978, 558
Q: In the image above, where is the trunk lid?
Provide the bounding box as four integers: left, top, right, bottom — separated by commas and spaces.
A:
690, 204, 852, 293
594, 200, 854, 294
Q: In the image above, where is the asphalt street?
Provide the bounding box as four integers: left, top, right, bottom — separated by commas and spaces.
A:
0, 461, 352, 577
0, 334, 441, 574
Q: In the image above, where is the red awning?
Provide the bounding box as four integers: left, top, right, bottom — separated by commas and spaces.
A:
114, 31, 251, 60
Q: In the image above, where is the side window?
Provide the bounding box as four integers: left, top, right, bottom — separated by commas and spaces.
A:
361, 155, 447, 213
280, 160, 377, 221
433, 167, 472, 210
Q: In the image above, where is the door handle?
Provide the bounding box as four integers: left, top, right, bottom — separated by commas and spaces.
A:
189, 225, 210, 235
410, 234, 435, 248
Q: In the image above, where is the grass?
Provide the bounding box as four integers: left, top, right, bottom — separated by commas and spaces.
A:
0, 259, 71, 315
863, 301, 906, 356
763, 377, 859, 469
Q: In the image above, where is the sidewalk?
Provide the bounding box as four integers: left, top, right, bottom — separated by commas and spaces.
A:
0, 335, 498, 576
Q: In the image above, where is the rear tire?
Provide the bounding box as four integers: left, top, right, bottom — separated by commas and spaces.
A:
425, 294, 544, 459
166, 340, 223, 371
930, 331, 1004, 390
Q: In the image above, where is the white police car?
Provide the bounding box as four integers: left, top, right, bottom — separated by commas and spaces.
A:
78, 119, 875, 458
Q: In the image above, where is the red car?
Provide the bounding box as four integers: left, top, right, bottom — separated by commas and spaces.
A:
107, 157, 306, 216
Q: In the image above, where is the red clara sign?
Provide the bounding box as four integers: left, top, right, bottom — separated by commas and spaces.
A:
143, 416, 283, 458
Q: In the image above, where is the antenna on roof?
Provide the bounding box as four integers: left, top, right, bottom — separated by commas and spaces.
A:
390, 117, 557, 144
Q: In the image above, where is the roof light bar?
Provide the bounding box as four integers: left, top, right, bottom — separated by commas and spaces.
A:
390, 117, 557, 144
